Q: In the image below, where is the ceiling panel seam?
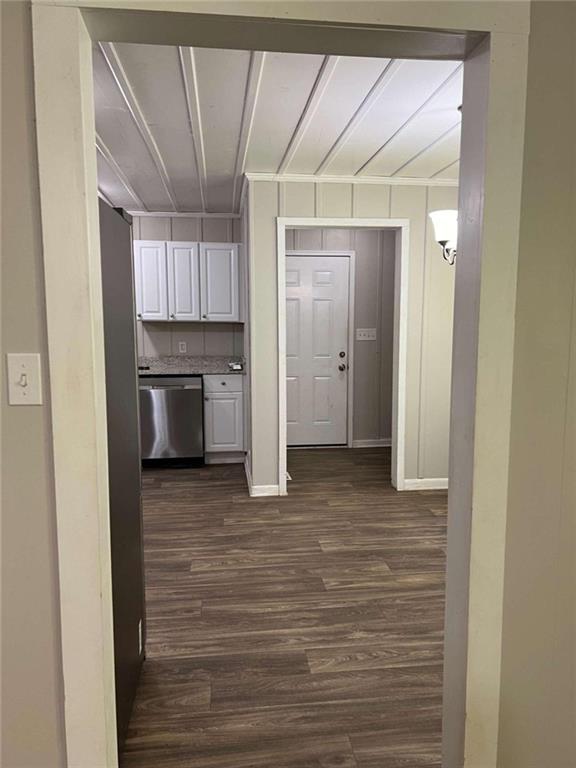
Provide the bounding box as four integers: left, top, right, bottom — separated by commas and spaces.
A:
392, 121, 461, 177
232, 51, 266, 213
277, 55, 339, 175
179, 46, 208, 212
356, 63, 463, 176
315, 58, 402, 176
95, 132, 147, 210
99, 42, 178, 211
431, 158, 459, 179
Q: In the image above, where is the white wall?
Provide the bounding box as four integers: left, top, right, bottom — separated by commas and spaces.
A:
2, 2, 67, 763
497, 4, 576, 766
248, 179, 457, 485
131, 214, 243, 357
287, 227, 396, 444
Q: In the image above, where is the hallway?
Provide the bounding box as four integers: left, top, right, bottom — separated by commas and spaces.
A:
122, 449, 447, 767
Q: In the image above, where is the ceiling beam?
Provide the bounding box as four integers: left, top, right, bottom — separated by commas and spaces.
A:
232, 51, 266, 212
95, 133, 146, 210
179, 46, 208, 212
277, 55, 339, 175
356, 63, 463, 176
99, 42, 178, 211
315, 58, 402, 175
392, 121, 461, 176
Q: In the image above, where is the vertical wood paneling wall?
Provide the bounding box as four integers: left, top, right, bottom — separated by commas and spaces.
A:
131, 215, 243, 358
286, 227, 396, 444
247, 179, 458, 485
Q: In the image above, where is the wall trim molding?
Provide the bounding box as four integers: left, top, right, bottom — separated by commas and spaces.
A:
243, 455, 253, 492
127, 210, 241, 218
250, 484, 281, 497
245, 171, 458, 188
245, 457, 280, 497
352, 438, 392, 448
403, 477, 449, 490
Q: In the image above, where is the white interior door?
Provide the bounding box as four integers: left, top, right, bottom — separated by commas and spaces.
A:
286, 255, 350, 446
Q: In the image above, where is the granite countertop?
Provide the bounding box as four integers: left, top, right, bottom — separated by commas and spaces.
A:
138, 355, 244, 376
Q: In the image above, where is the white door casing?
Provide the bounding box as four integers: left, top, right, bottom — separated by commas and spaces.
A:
167, 242, 200, 321
200, 243, 240, 321
286, 255, 350, 446
134, 240, 168, 321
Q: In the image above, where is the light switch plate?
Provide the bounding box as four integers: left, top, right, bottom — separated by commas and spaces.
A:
7, 353, 43, 405
178, 341, 187, 353
356, 328, 377, 341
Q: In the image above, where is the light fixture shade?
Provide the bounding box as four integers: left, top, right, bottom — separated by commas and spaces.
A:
429, 209, 458, 250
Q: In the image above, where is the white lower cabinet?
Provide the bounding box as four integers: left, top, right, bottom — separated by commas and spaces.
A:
203, 375, 244, 454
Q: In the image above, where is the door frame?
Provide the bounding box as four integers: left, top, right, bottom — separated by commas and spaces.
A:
285, 248, 356, 452
278, 219, 409, 496
31, 4, 530, 767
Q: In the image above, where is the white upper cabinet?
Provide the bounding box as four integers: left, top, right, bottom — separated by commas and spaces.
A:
134, 241, 168, 321
200, 243, 240, 322
133, 240, 241, 323
167, 242, 200, 321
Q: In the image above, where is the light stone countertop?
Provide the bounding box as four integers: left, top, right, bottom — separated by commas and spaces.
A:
138, 355, 244, 376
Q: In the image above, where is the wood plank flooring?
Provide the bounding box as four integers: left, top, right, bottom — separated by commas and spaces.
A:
122, 448, 447, 768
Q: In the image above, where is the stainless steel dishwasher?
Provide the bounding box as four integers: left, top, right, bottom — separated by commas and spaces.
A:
138, 376, 203, 461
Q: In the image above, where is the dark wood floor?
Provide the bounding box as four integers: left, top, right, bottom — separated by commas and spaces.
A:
122, 448, 447, 768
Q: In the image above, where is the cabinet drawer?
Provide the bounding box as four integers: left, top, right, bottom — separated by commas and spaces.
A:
203, 374, 243, 393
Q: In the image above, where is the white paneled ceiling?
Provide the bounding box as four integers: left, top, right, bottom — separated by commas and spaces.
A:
94, 44, 462, 214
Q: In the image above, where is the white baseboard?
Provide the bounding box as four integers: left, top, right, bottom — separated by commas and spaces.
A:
250, 484, 280, 497
205, 452, 245, 465
244, 457, 280, 497
403, 478, 449, 490
351, 438, 392, 448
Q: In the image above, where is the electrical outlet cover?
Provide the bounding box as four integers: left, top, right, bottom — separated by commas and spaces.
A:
356, 328, 377, 341
178, 341, 187, 353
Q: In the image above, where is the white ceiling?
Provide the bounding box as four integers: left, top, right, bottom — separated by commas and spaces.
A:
93, 43, 462, 214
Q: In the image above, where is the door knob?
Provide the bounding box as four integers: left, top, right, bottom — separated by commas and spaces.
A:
338, 363, 346, 372
339, 351, 346, 358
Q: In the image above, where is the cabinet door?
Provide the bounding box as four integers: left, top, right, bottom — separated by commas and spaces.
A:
204, 392, 243, 452
200, 243, 239, 321
167, 242, 200, 321
133, 241, 168, 321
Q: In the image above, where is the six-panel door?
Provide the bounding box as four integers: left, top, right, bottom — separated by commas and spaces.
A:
200, 243, 240, 322
286, 255, 350, 446
134, 241, 168, 321
167, 242, 200, 321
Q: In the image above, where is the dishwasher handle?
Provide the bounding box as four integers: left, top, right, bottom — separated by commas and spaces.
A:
139, 384, 201, 390
139, 377, 202, 391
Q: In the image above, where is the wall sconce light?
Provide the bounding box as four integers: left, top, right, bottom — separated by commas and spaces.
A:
429, 209, 458, 265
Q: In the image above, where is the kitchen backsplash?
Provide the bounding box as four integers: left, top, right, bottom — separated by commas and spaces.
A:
137, 321, 244, 357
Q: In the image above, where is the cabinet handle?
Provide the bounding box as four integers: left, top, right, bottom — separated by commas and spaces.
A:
170, 313, 175, 319
137, 313, 142, 319
204, 397, 209, 402
202, 314, 207, 319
